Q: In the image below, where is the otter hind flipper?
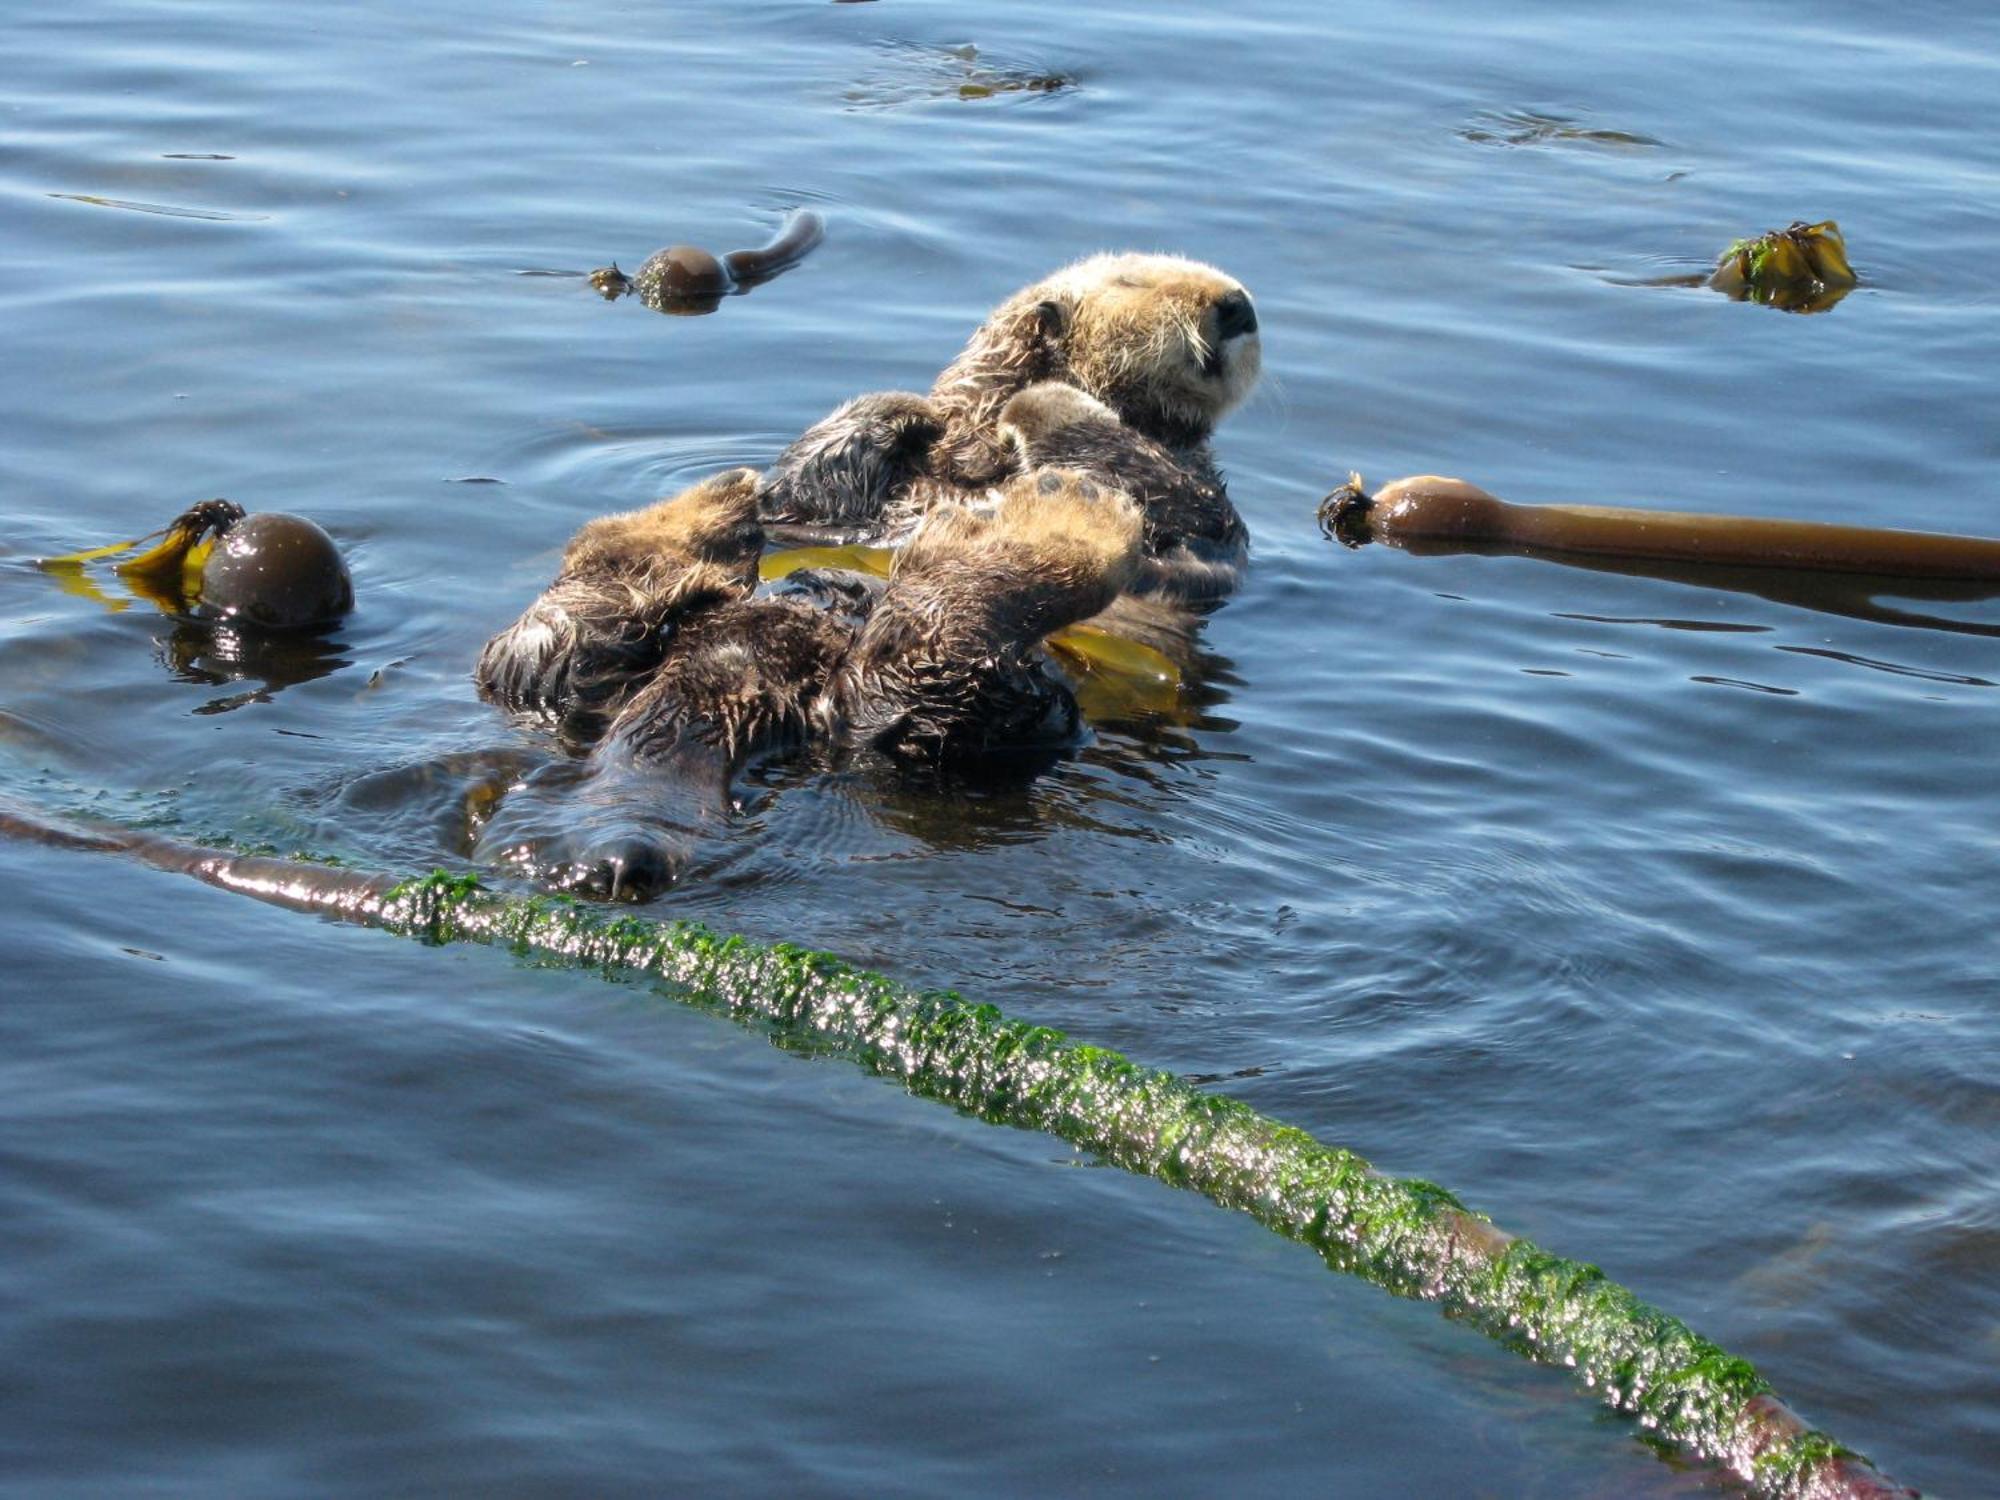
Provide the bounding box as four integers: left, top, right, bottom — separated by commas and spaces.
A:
755, 392, 943, 543
474, 576, 675, 743
828, 468, 1144, 763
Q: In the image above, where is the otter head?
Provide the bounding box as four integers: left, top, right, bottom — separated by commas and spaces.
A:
929, 254, 1259, 482
1021, 253, 1260, 445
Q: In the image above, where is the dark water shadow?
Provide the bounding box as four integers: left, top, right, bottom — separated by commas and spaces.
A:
804, 641, 1242, 858
1394, 537, 2000, 638
1457, 109, 1662, 150
154, 617, 354, 713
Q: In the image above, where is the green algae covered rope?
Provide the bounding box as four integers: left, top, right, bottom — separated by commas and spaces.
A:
0, 809, 1919, 1498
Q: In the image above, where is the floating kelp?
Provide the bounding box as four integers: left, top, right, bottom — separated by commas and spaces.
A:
589, 209, 824, 315
1708, 220, 1857, 313
0, 802, 1918, 1500
758, 541, 897, 583
844, 42, 1074, 111
38, 499, 353, 628
1321, 473, 2000, 581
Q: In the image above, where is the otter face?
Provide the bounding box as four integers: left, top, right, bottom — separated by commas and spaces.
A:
1038, 253, 1261, 443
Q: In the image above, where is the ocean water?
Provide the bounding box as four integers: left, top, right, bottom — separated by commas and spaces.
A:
2, 1, 1996, 1493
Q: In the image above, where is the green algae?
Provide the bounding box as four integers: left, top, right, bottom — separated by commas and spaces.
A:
364, 868, 1907, 1499
0, 793, 1914, 1499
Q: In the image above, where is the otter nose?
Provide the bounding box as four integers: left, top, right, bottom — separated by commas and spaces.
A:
1215, 289, 1258, 340
577, 835, 680, 903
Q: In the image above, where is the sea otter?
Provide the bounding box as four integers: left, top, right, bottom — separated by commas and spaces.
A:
754, 252, 1258, 600
476, 467, 1143, 898
472, 467, 764, 744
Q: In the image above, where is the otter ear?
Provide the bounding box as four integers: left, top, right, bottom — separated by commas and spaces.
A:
1031, 298, 1069, 342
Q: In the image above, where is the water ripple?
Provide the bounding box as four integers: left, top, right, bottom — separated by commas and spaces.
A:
46, 191, 267, 222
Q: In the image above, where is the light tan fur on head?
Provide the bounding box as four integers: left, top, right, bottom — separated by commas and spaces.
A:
1039, 253, 1261, 434
560, 467, 763, 601
928, 253, 1260, 482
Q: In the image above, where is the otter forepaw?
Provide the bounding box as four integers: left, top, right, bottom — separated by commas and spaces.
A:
755, 391, 943, 532
996, 381, 1119, 453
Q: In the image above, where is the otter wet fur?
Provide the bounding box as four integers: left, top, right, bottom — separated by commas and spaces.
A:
827, 466, 1145, 763
755, 252, 1259, 577
476, 592, 853, 901
996, 381, 1247, 602
479, 467, 1144, 899
473, 468, 764, 744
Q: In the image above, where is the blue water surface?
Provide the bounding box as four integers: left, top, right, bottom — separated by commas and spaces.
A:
3, 1, 1996, 1494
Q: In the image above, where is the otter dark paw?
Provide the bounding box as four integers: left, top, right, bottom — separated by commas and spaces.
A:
755, 391, 943, 538
989, 466, 1145, 589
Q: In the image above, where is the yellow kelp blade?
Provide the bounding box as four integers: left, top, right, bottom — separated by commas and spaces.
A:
34, 517, 214, 617
1047, 622, 1182, 717
39, 564, 132, 612
760, 544, 896, 581
115, 522, 209, 588
37, 535, 150, 569
1759, 234, 1813, 284
1797, 220, 1856, 284
116, 537, 212, 613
